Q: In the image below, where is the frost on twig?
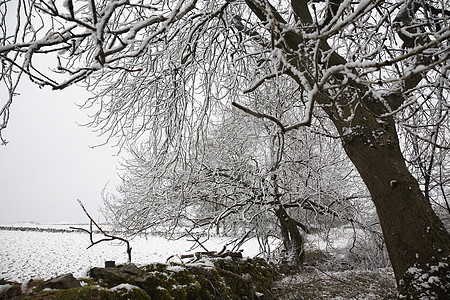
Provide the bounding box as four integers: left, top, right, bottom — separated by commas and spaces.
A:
70, 199, 132, 263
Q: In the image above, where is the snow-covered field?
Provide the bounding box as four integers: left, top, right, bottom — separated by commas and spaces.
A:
1, 223, 397, 299
1, 222, 363, 283
0, 223, 264, 282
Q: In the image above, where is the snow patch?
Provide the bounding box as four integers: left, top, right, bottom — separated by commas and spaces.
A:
0, 284, 12, 293
111, 283, 140, 291
166, 265, 186, 273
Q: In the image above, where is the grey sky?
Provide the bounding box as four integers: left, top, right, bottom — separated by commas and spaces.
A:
0, 82, 121, 224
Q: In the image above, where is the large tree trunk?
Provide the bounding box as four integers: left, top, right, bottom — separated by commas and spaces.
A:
330, 99, 450, 292
243, 1, 450, 295
286, 1, 450, 289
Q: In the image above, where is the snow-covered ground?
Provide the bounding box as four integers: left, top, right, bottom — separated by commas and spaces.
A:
0, 224, 264, 282
0, 223, 363, 283
1, 223, 397, 299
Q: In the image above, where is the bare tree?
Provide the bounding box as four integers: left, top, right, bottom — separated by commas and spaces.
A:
1, 0, 450, 296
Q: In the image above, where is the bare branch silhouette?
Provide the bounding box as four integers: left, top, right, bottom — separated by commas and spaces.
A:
71, 199, 132, 263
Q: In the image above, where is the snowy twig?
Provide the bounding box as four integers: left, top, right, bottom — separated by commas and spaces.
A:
402, 127, 450, 150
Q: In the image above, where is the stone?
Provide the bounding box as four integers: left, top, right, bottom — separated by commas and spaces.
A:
105, 260, 116, 268
89, 264, 144, 286
89, 267, 127, 286
40, 273, 81, 290
1, 283, 22, 299
121, 264, 143, 277
5, 284, 22, 298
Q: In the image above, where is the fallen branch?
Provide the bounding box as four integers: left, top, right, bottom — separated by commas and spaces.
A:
185, 229, 210, 252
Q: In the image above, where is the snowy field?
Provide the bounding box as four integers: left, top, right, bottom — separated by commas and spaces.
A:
1, 223, 398, 299
0, 223, 264, 282
0, 223, 360, 283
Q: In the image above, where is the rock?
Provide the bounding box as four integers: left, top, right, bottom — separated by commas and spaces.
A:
89, 267, 127, 286
121, 264, 143, 277
89, 264, 144, 286
0, 283, 22, 299
105, 260, 116, 268
5, 284, 22, 298
22, 278, 42, 294
26, 285, 152, 300
40, 273, 81, 290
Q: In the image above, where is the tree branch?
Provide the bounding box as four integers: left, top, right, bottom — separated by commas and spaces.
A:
232, 101, 287, 132
71, 199, 132, 263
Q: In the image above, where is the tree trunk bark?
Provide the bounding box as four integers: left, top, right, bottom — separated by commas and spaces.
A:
275, 205, 305, 264
331, 104, 450, 286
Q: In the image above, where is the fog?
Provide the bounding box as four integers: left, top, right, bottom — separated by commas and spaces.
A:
0, 83, 121, 224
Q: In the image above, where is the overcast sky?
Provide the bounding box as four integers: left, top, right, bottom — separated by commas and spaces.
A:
0, 82, 122, 224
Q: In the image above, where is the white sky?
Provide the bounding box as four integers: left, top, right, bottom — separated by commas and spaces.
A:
0, 82, 122, 224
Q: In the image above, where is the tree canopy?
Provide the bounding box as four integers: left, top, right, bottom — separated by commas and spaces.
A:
1, 0, 450, 297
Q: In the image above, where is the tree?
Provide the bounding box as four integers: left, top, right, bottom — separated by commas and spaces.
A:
1, 0, 449, 296
104, 105, 365, 265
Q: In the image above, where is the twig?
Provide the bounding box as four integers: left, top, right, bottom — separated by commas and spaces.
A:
231, 229, 254, 252
185, 229, 210, 252
313, 266, 353, 285
217, 268, 251, 283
